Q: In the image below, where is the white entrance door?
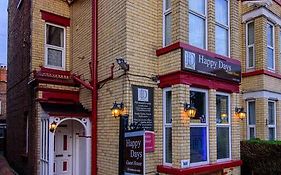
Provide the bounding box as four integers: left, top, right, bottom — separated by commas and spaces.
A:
54, 125, 73, 175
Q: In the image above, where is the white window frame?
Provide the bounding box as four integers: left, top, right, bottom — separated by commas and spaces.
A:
44, 23, 66, 70
190, 87, 209, 167
188, 0, 208, 50
17, 0, 23, 9
0, 101, 2, 115
163, 88, 172, 166
267, 100, 276, 140
215, 0, 230, 56
267, 22, 275, 71
279, 31, 281, 67
163, 0, 172, 47
216, 92, 231, 162
247, 100, 256, 140
246, 21, 255, 69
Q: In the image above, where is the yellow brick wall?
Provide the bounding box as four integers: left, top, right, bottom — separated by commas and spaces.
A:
31, 0, 71, 72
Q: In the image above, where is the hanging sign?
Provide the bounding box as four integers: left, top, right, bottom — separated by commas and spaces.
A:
145, 131, 155, 152
132, 85, 154, 131
124, 131, 145, 175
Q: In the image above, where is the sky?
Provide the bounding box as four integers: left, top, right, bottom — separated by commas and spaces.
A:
0, 0, 7, 65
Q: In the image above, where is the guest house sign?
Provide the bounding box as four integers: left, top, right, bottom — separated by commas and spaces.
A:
182, 49, 241, 83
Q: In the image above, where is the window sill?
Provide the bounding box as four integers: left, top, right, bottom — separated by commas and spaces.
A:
157, 160, 242, 175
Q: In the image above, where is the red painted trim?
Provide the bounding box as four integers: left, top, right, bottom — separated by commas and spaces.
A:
37, 99, 76, 105
40, 10, 70, 26
242, 69, 281, 79
157, 160, 242, 175
34, 77, 78, 86
156, 42, 241, 65
159, 71, 240, 93
48, 113, 90, 117
39, 66, 71, 75
37, 87, 79, 94
63, 135, 67, 150
41, 91, 79, 103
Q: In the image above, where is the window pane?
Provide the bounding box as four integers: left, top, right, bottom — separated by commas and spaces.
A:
267, 48, 274, 69
247, 22, 254, 45
248, 101, 256, 125
165, 0, 171, 10
267, 23, 273, 47
46, 25, 64, 47
269, 128, 275, 140
248, 47, 254, 68
166, 91, 172, 124
189, 14, 205, 49
190, 91, 206, 123
165, 13, 172, 46
190, 127, 207, 163
217, 127, 230, 159
47, 48, 63, 67
165, 127, 172, 163
189, 0, 205, 15
216, 95, 229, 124
249, 127, 255, 139
215, 0, 228, 25
215, 26, 228, 56
268, 102, 275, 125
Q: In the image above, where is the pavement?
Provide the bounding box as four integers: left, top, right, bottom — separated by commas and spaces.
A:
0, 155, 16, 175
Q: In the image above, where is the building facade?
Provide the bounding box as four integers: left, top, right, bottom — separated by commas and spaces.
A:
240, 0, 281, 141
6, 0, 264, 175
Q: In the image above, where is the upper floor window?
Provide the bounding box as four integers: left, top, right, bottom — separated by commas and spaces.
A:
247, 100, 256, 139
163, 0, 172, 46
215, 0, 229, 56
45, 23, 65, 69
189, 0, 207, 49
267, 22, 275, 70
246, 21, 255, 69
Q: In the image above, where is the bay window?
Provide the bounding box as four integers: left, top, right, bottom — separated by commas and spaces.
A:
215, 0, 229, 56
190, 88, 209, 165
163, 0, 172, 46
246, 21, 255, 69
216, 93, 231, 161
267, 22, 275, 70
45, 23, 65, 69
163, 88, 172, 165
188, 0, 207, 49
247, 100, 256, 139
268, 101, 276, 140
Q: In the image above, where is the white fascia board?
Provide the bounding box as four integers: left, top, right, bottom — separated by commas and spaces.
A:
243, 90, 281, 100
242, 7, 281, 25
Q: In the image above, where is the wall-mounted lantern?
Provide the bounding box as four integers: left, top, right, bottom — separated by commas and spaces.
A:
235, 107, 246, 120
183, 103, 197, 118
111, 101, 128, 118
49, 121, 57, 133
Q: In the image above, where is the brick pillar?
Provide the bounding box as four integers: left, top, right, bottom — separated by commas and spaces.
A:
171, 84, 190, 168
255, 17, 267, 70
256, 98, 267, 139
231, 93, 241, 161
275, 26, 281, 74
209, 89, 217, 163
276, 100, 281, 139
208, 0, 215, 52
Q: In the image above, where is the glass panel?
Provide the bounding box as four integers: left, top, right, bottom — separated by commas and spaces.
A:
47, 48, 63, 67
189, 0, 205, 15
215, 26, 228, 56
215, 0, 228, 25
268, 101, 275, 125
190, 91, 206, 123
165, 127, 172, 163
267, 48, 274, 69
189, 14, 205, 49
216, 95, 229, 124
267, 23, 273, 47
249, 127, 255, 139
165, 13, 172, 46
165, 0, 171, 10
217, 127, 230, 159
248, 47, 254, 67
166, 91, 172, 124
269, 128, 275, 140
46, 25, 64, 47
247, 22, 254, 45
190, 127, 207, 163
248, 101, 256, 125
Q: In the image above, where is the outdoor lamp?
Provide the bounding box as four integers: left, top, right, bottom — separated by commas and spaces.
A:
183, 103, 197, 118
111, 101, 121, 118
235, 107, 246, 120
49, 121, 57, 133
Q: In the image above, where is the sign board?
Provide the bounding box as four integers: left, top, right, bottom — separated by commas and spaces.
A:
124, 131, 145, 175
132, 85, 154, 131
145, 131, 155, 152
182, 49, 241, 83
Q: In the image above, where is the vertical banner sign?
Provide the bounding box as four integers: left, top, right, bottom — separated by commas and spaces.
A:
124, 131, 145, 175
132, 85, 154, 131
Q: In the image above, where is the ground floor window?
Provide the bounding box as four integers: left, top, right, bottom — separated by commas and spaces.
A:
268, 100, 276, 140
163, 88, 172, 165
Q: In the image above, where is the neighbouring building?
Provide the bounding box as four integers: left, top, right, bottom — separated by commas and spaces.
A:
0, 66, 7, 155
240, 0, 281, 141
